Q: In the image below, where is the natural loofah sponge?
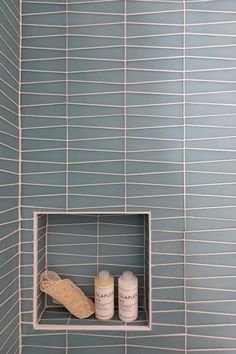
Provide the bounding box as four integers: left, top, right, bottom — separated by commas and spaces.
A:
40, 270, 95, 319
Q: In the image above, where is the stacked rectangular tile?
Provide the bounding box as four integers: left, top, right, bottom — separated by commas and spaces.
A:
45, 214, 144, 307
47, 214, 97, 302
98, 213, 145, 306
186, 0, 236, 352
0, 0, 20, 353
68, 0, 125, 211
14, 0, 236, 352
20, 0, 188, 353
67, 2, 126, 352
21, 0, 67, 352
126, 1, 185, 353
37, 214, 47, 319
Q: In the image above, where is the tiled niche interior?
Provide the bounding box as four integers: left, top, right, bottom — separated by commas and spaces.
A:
33, 212, 151, 331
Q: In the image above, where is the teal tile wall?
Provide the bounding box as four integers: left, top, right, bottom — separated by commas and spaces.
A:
186, 0, 236, 352
21, 1, 67, 353
35, 213, 149, 329
46, 214, 145, 303
21, 0, 184, 352
0, 0, 232, 352
37, 214, 47, 320
126, 1, 184, 353
21, 0, 66, 217
0, 0, 20, 353
68, 0, 125, 210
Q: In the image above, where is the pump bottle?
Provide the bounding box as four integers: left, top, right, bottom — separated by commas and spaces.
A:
118, 271, 138, 322
95, 270, 114, 322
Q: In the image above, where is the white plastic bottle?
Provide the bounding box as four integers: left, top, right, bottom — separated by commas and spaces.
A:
95, 270, 114, 322
118, 271, 138, 322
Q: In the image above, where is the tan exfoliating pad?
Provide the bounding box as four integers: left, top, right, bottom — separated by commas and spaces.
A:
40, 271, 95, 319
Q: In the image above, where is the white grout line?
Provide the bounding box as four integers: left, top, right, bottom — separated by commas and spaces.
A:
65, 0, 69, 212
124, 0, 127, 215
97, 214, 99, 274
183, 1, 187, 354
15, 0, 236, 351
2, 0, 20, 23
0, 7, 20, 36
65, 305, 70, 354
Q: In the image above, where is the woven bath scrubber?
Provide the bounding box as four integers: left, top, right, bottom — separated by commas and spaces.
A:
40, 270, 95, 319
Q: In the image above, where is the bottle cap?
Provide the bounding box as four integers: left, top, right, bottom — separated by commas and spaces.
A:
98, 270, 110, 281
121, 271, 134, 281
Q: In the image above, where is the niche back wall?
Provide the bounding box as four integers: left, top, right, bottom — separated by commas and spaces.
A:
21, 0, 185, 353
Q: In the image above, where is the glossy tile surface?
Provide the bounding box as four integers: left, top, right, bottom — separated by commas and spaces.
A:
19, 0, 184, 352
34, 213, 150, 331
186, 0, 236, 351
0, 0, 20, 353
6, 0, 236, 352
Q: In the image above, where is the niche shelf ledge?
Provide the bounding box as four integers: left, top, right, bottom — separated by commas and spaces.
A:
33, 211, 152, 331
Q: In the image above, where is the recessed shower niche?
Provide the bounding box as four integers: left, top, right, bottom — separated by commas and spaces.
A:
33, 212, 152, 331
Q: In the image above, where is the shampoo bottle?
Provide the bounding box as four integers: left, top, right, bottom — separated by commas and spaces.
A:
95, 270, 114, 322
118, 271, 138, 322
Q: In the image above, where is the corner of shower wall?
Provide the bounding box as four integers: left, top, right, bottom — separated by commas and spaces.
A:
0, 0, 21, 353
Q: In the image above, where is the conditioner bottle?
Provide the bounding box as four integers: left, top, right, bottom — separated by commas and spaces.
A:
118, 271, 138, 322
95, 270, 114, 322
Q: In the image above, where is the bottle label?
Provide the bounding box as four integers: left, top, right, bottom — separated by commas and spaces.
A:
119, 286, 138, 322
95, 284, 114, 319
